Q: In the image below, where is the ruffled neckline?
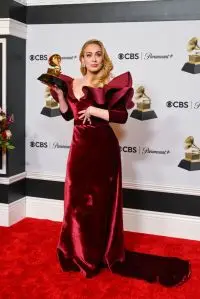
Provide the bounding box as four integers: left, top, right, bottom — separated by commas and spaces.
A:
59, 71, 134, 109
67, 71, 132, 102
69, 78, 103, 102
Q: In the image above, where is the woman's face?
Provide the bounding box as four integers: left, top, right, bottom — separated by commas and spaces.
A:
82, 43, 103, 73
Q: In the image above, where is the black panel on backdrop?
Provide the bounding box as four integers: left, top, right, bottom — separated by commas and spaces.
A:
0, 184, 8, 203
123, 189, 200, 217
0, 179, 25, 204
26, 178, 200, 218
1, 0, 200, 24
26, 179, 64, 200
26, 0, 200, 24
0, 0, 26, 22
8, 179, 26, 204
0, 0, 11, 18
9, 0, 27, 23
6, 36, 26, 176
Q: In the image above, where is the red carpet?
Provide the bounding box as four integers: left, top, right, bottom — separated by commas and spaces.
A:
0, 218, 199, 299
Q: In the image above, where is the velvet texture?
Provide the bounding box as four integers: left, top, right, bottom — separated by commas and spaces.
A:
50, 72, 191, 286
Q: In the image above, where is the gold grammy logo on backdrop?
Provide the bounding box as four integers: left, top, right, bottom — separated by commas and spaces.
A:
130, 86, 157, 121
38, 54, 66, 117
182, 37, 200, 74
178, 136, 200, 171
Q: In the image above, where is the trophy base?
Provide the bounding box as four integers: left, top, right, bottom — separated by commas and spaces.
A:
38, 74, 67, 96
181, 63, 200, 74
130, 109, 157, 121
178, 159, 200, 171
41, 107, 60, 117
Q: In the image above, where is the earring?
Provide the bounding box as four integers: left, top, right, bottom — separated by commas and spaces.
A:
82, 63, 85, 68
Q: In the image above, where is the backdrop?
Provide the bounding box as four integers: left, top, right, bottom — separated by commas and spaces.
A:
26, 21, 200, 192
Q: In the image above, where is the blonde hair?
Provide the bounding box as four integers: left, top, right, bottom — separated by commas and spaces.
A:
79, 39, 113, 87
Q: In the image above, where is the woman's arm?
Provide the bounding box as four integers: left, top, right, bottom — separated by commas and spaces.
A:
78, 103, 128, 124
50, 89, 68, 113
50, 87, 74, 121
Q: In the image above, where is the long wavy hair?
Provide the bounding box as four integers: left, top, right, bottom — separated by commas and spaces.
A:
79, 39, 113, 87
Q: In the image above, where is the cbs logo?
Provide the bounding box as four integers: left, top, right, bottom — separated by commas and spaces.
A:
118, 53, 140, 60
120, 146, 137, 153
166, 101, 189, 108
30, 141, 48, 148
29, 55, 48, 61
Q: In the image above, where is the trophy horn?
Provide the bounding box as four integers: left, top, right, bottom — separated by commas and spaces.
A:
48, 54, 62, 67
184, 136, 200, 152
135, 86, 150, 100
135, 86, 145, 99
184, 136, 194, 149
187, 37, 200, 52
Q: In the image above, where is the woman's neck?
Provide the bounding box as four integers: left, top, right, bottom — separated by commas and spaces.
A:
83, 71, 100, 87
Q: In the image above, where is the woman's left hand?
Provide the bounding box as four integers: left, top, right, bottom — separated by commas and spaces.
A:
78, 106, 93, 124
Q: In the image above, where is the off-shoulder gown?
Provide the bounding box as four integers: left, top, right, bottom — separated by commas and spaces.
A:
50, 72, 190, 286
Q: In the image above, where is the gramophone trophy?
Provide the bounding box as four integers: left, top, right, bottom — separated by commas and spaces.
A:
38, 54, 67, 117
130, 86, 157, 121
178, 136, 200, 171
182, 37, 200, 74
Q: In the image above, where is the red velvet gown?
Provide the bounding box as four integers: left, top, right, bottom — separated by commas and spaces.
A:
51, 72, 191, 286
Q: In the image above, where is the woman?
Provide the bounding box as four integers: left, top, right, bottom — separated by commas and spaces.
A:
50, 39, 190, 286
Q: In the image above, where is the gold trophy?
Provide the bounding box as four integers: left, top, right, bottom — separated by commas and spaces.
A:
130, 86, 157, 121
38, 54, 67, 117
182, 37, 200, 74
178, 136, 200, 171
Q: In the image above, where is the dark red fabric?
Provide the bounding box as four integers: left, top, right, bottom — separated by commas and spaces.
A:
50, 71, 134, 123
53, 73, 133, 277
50, 72, 190, 285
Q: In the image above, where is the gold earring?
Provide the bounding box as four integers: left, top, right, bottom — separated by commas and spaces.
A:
82, 63, 85, 68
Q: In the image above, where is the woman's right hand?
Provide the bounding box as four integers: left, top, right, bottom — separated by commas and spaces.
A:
50, 85, 69, 113
50, 85, 64, 102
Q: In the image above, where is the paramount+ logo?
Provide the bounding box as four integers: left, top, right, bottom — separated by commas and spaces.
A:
29, 54, 77, 61
29, 140, 70, 149
120, 145, 170, 155
118, 52, 173, 61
